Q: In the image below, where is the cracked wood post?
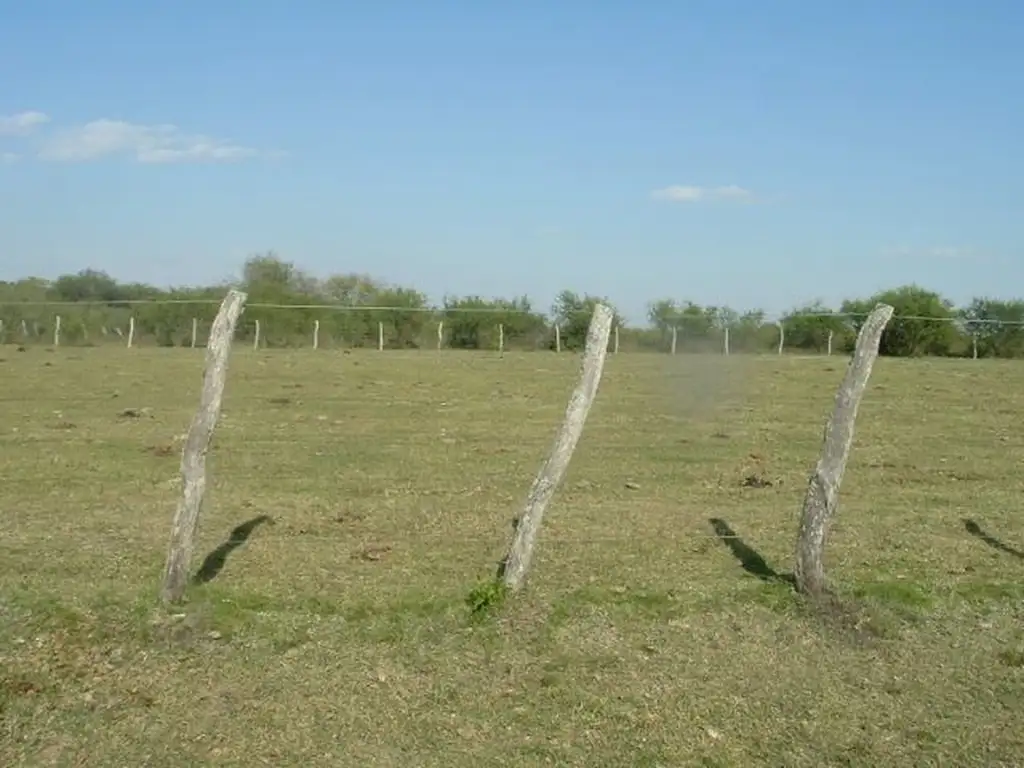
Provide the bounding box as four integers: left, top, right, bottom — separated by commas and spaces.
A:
160, 289, 247, 603
794, 302, 893, 597
501, 303, 614, 592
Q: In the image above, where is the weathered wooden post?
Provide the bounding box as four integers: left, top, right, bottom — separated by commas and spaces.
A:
501, 304, 614, 591
794, 303, 893, 597
160, 289, 248, 603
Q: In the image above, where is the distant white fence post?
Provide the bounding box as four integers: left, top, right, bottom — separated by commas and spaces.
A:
613, 325, 620, 354
253, 319, 261, 350
794, 303, 893, 598
313, 320, 320, 350
498, 323, 505, 355
21, 319, 28, 338
501, 304, 614, 592
377, 321, 384, 351
972, 335, 978, 360
827, 330, 833, 356
670, 326, 678, 355
191, 318, 198, 349
160, 289, 248, 604
777, 322, 784, 355
437, 321, 443, 350
723, 327, 730, 355
554, 325, 561, 353
127, 316, 136, 348
53, 315, 61, 347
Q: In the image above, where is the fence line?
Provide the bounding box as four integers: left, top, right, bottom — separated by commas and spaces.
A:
6, 298, 1024, 325
5, 303, 1024, 357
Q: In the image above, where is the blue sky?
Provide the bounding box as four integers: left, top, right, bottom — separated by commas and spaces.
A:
1, 1, 1022, 323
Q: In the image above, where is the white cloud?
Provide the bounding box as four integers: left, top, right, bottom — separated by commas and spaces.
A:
38, 119, 262, 164
0, 152, 19, 164
0, 111, 50, 136
651, 184, 754, 203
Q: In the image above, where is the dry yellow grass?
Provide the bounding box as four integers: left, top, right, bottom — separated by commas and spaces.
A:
1, 347, 1022, 766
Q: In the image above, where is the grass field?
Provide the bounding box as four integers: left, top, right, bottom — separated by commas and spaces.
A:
1, 347, 1022, 766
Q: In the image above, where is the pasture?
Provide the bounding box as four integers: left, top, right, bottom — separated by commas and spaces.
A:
1, 347, 1022, 766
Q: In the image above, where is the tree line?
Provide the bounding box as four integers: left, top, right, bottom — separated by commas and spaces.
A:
1, 253, 1023, 357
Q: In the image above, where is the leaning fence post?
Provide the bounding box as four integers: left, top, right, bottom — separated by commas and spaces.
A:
160, 289, 248, 604
794, 303, 893, 598
501, 304, 614, 591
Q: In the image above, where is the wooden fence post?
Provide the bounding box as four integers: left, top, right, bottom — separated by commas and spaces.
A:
127, 316, 135, 348
313, 320, 320, 350
777, 322, 785, 355
723, 327, 730, 355
794, 303, 893, 598
671, 326, 678, 355
437, 320, 443, 350
501, 304, 614, 591
253, 319, 261, 350
160, 289, 248, 604
498, 323, 504, 356
827, 330, 833, 356
554, 325, 561, 353
191, 317, 198, 349
53, 315, 61, 347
